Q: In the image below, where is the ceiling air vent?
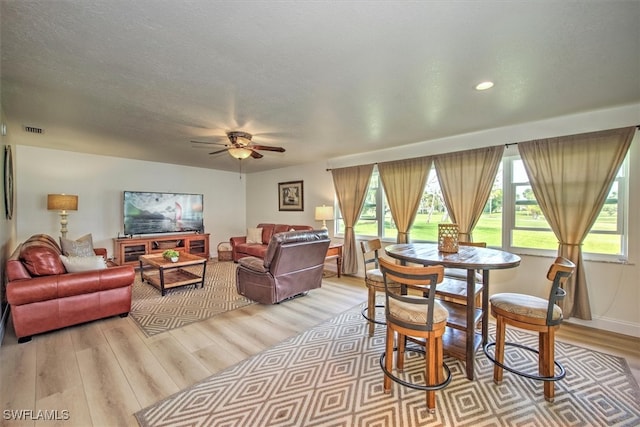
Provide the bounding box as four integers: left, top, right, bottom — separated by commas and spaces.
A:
24, 125, 44, 134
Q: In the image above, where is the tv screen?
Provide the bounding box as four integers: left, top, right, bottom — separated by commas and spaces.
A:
123, 191, 204, 235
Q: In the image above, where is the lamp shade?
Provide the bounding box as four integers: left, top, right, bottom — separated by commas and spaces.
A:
228, 147, 252, 159
315, 205, 334, 221
47, 194, 78, 211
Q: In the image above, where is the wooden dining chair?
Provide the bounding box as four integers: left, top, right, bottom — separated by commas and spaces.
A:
378, 257, 452, 413
360, 239, 401, 336
483, 256, 575, 402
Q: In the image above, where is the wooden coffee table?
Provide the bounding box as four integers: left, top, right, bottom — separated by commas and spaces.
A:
139, 252, 207, 296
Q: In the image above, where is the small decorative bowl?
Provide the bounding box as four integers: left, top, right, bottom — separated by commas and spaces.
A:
170, 256, 179, 263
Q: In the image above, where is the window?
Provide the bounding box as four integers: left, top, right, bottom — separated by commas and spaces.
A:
504, 155, 627, 258
335, 152, 628, 260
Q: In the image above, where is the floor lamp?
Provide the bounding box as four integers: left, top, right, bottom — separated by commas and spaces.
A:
47, 194, 78, 238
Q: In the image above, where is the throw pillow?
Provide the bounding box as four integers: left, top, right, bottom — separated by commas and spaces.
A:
246, 227, 263, 244
20, 245, 66, 276
60, 255, 107, 273
60, 234, 94, 257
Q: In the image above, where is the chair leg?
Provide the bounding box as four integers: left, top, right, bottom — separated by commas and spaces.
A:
541, 328, 555, 402
397, 333, 406, 372
367, 286, 376, 336
425, 333, 437, 413
493, 315, 505, 384
384, 325, 394, 393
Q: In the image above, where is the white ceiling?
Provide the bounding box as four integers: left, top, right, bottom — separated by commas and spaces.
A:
2, 1, 639, 173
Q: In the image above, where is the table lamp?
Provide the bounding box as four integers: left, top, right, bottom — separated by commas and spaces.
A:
314, 205, 334, 230
47, 194, 78, 238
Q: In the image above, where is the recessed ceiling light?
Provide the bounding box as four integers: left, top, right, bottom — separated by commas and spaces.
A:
475, 81, 494, 91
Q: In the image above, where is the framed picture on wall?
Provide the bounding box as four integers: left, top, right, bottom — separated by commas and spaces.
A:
278, 180, 303, 211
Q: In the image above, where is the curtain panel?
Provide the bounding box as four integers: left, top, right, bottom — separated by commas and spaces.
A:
518, 126, 635, 320
378, 156, 432, 243
434, 145, 504, 242
331, 164, 374, 275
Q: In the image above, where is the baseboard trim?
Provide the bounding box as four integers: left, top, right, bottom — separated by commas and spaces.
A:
565, 316, 640, 339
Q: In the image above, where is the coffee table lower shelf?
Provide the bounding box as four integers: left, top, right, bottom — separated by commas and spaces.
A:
142, 268, 203, 295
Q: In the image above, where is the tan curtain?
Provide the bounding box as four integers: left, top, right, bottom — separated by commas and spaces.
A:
518, 126, 635, 320
378, 156, 432, 243
332, 164, 374, 275
434, 146, 504, 242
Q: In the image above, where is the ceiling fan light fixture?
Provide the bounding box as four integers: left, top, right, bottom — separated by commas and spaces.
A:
228, 147, 252, 159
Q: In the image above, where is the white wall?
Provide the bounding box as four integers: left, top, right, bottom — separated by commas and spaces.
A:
245, 163, 336, 234
246, 104, 640, 337
15, 146, 246, 258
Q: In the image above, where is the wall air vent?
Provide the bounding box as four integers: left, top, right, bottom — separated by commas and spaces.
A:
24, 125, 44, 134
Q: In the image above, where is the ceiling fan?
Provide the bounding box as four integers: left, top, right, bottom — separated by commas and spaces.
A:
191, 131, 285, 160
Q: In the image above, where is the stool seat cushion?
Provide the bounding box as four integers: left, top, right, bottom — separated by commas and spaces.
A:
366, 268, 385, 282
389, 297, 449, 325
491, 292, 562, 322
365, 268, 400, 289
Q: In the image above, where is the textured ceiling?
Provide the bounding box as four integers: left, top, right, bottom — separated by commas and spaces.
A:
1, 1, 639, 173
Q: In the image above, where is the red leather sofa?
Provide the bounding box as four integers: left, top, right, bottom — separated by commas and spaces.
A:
6, 234, 135, 342
230, 223, 313, 262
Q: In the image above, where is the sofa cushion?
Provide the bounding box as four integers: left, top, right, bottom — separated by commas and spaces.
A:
246, 227, 263, 244
60, 233, 94, 257
20, 245, 66, 276
238, 243, 269, 259
257, 224, 276, 244
60, 255, 107, 272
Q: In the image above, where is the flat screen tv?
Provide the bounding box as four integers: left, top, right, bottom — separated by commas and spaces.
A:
123, 191, 204, 235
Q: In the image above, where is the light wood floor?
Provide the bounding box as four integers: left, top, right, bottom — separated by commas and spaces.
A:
1, 275, 638, 427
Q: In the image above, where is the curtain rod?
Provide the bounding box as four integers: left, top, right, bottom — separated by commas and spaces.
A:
326, 162, 377, 172
505, 124, 640, 148
327, 125, 640, 171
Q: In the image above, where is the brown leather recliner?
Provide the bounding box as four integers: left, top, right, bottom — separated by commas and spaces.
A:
236, 229, 330, 304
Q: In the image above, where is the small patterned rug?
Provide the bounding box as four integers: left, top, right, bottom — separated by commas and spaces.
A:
130, 261, 253, 337
136, 303, 640, 427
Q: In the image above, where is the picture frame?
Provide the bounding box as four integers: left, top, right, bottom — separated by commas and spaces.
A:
278, 180, 303, 211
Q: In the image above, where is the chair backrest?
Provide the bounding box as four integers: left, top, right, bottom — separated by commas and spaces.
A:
264, 229, 331, 274
379, 257, 445, 331
545, 256, 576, 325
360, 239, 382, 276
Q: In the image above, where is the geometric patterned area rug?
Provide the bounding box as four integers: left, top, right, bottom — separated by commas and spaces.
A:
135, 304, 640, 427
130, 261, 252, 337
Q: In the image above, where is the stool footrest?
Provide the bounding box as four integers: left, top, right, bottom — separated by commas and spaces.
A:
362, 304, 386, 325
483, 341, 566, 382
379, 346, 452, 391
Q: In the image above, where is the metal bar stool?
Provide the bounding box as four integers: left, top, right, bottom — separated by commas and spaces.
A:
483, 256, 575, 402
378, 257, 452, 413
360, 239, 401, 336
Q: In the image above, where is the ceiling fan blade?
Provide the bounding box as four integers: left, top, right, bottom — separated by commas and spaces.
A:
250, 150, 264, 159
251, 144, 285, 153
191, 139, 228, 146
209, 148, 230, 155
